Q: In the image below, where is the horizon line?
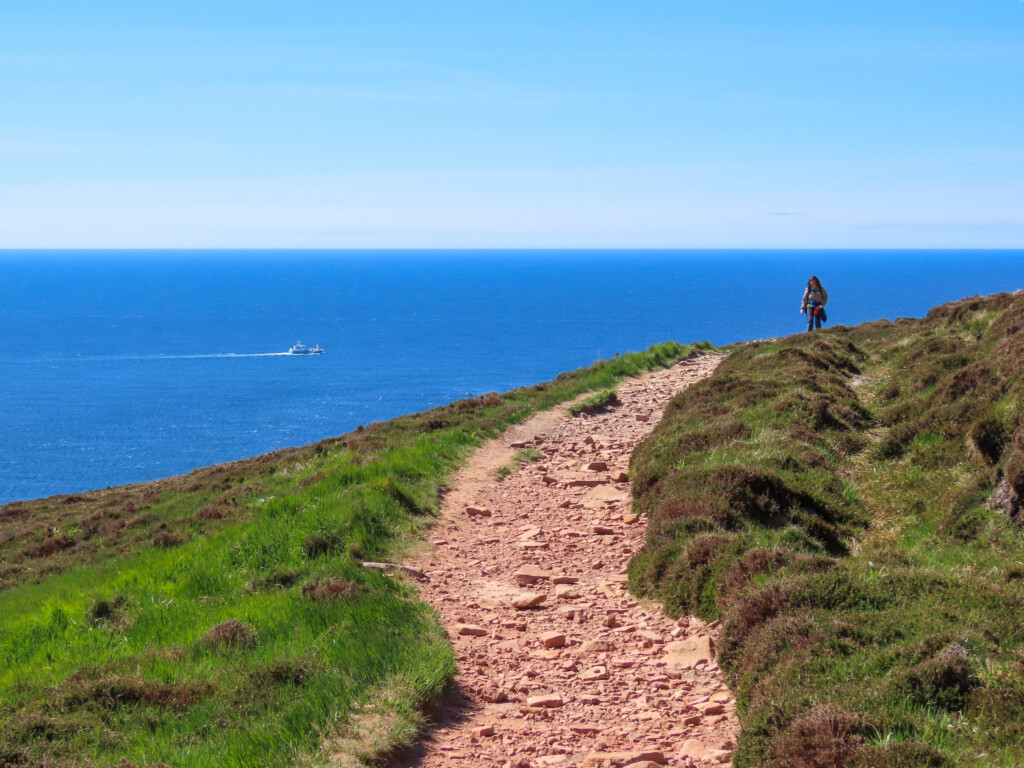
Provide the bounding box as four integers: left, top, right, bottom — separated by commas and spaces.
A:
2, 246, 1023, 253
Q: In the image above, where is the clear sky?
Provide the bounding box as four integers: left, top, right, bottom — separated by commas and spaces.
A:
1, 1, 1022, 248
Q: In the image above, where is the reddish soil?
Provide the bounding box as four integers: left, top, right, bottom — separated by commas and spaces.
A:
403, 355, 738, 768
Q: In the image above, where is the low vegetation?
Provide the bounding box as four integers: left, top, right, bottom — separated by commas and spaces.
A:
494, 448, 545, 482
568, 388, 620, 417
629, 291, 1024, 767
0, 341, 703, 767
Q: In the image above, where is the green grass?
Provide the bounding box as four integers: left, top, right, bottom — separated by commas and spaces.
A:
494, 448, 544, 482
0, 341, 705, 768
568, 388, 620, 417
628, 292, 1024, 767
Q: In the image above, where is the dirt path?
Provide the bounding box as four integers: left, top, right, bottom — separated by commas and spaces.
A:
402, 355, 738, 768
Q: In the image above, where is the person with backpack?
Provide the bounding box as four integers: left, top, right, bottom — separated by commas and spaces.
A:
801, 275, 829, 332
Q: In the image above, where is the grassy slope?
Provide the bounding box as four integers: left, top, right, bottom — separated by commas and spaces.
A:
0, 341, 705, 768
629, 292, 1024, 767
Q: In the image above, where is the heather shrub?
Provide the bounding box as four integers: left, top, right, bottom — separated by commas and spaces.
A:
629, 293, 1024, 766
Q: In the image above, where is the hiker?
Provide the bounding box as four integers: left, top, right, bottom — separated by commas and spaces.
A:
801, 275, 829, 332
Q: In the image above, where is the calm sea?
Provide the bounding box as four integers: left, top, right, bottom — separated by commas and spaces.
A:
2, 250, 1022, 503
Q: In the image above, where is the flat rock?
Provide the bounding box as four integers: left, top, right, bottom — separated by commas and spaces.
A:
579, 639, 615, 654
465, 505, 492, 517
551, 574, 579, 584
581, 751, 665, 767
456, 624, 488, 637
678, 739, 708, 761
584, 486, 629, 503
535, 757, 568, 767
579, 664, 609, 682
593, 525, 616, 535
540, 631, 567, 648
526, 694, 564, 708
664, 636, 713, 668
511, 592, 547, 609
479, 686, 508, 703
587, 461, 609, 472
515, 565, 552, 585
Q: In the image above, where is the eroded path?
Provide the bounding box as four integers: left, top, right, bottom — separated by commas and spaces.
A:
403, 355, 738, 768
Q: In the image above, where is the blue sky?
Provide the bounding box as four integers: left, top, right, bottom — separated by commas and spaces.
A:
1, 1, 1022, 248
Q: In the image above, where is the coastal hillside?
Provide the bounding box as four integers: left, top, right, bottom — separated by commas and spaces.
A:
0, 342, 701, 767
5, 290, 1024, 767
629, 291, 1024, 767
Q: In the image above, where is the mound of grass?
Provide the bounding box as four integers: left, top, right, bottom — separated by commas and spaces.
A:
494, 447, 545, 482
0, 341, 705, 768
568, 388, 620, 417
629, 292, 1024, 767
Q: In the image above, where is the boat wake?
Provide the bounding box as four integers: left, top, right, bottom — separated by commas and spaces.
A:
144, 352, 297, 360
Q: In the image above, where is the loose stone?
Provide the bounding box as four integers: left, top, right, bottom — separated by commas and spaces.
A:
526, 694, 564, 708
581, 751, 665, 767
511, 592, 547, 609
515, 565, 552, 585
539, 631, 567, 648
579, 664, 609, 682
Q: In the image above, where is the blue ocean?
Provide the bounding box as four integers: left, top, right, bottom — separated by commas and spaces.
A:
2, 250, 1022, 504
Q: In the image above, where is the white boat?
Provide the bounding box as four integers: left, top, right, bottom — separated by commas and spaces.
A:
288, 342, 324, 355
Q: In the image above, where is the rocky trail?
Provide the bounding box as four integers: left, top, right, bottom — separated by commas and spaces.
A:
401, 354, 738, 768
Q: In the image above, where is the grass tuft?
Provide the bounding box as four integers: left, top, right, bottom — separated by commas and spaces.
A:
494, 447, 544, 482
203, 619, 259, 649
568, 388, 620, 417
